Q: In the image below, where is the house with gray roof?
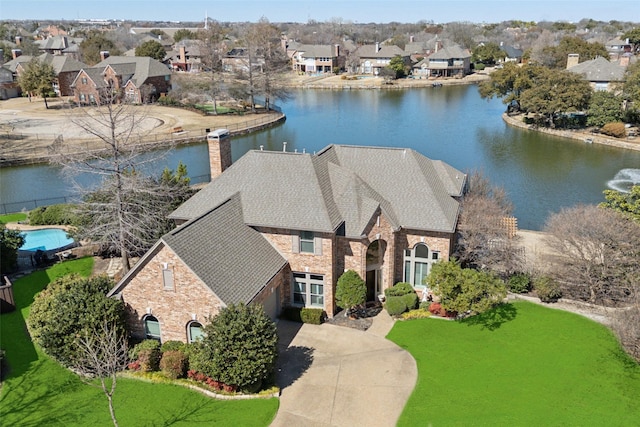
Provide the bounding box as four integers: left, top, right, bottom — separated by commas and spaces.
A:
110, 134, 466, 343
355, 43, 409, 75
287, 42, 342, 74
567, 56, 626, 92
422, 45, 471, 78
70, 55, 171, 104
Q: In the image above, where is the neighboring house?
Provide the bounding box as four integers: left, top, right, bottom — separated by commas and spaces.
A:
500, 44, 523, 63
71, 55, 171, 104
109, 135, 467, 343
4, 52, 87, 97
222, 47, 264, 73
35, 35, 83, 56
287, 42, 342, 74
355, 43, 409, 75
0, 66, 19, 99
169, 39, 204, 72
606, 37, 632, 60
567, 55, 626, 92
423, 45, 471, 78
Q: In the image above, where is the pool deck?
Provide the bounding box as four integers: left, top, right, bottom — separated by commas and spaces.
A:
5, 223, 71, 231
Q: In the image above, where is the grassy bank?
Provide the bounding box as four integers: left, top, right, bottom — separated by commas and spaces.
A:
388, 301, 640, 426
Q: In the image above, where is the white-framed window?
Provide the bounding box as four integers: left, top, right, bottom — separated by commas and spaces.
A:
143, 315, 161, 341
79, 94, 85, 102
292, 272, 324, 308
187, 321, 204, 343
403, 243, 439, 288
81, 77, 87, 84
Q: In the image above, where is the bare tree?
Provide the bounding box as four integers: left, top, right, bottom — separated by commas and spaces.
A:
456, 171, 523, 275
51, 88, 180, 273
198, 21, 227, 114
543, 204, 640, 305
73, 322, 129, 427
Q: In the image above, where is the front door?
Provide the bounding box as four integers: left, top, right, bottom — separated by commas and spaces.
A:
366, 268, 382, 302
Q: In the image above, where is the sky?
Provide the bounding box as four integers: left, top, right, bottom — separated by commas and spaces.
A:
2, 0, 639, 24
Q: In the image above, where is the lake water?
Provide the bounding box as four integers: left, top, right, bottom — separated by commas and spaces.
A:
1, 85, 639, 230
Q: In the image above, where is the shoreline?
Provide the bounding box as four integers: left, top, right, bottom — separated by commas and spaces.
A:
502, 113, 640, 152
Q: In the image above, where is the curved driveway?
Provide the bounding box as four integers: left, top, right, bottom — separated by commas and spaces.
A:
271, 313, 417, 427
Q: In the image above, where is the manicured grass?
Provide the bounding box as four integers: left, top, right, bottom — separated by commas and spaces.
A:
388, 301, 640, 426
0, 212, 27, 224
195, 104, 235, 114
0, 258, 278, 426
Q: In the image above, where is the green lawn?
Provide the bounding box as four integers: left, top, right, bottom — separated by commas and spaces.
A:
388, 301, 640, 426
0, 258, 278, 426
0, 212, 27, 224
195, 104, 235, 114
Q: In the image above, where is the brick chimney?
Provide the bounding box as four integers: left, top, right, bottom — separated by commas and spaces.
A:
566, 53, 579, 69
334, 44, 340, 57
100, 50, 110, 61
15, 36, 22, 46
179, 46, 187, 63
619, 54, 630, 68
11, 49, 22, 59
207, 129, 232, 181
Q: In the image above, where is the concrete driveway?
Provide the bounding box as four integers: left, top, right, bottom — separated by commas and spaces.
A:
271, 312, 417, 427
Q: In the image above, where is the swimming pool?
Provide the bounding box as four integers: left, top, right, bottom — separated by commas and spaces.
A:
20, 228, 75, 252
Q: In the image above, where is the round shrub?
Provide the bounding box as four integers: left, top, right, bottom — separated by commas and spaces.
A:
601, 122, 626, 138
403, 292, 419, 311
300, 308, 325, 325
27, 274, 126, 367
385, 282, 414, 297
534, 276, 562, 303
161, 340, 187, 353
130, 339, 161, 372
475, 63, 486, 70
160, 350, 188, 379
508, 273, 532, 294
386, 296, 408, 316
28, 204, 76, 225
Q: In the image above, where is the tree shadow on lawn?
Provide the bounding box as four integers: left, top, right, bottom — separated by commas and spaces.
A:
462, 303, 518, 331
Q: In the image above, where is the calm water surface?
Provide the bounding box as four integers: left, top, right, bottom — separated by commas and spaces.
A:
1, 85, 639, 230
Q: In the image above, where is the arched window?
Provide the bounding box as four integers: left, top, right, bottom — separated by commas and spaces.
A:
143, 315, 161, 341
187, 321, 204, 343
403, 243, 439, 288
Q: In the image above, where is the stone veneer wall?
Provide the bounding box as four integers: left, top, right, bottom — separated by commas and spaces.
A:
255, 226, 337, 317
122, 244, 225, 343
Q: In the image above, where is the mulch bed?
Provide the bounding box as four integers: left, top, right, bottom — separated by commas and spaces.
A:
326, 302, 383, 331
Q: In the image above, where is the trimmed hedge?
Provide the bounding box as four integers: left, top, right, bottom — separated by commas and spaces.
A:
160, 350, 188, 379
508, 273, 532, 294
386, 296, 408, 316
601, 122, 626, 138
282, 307, 325, 324
534, 276, 563, 303
385, 282, 414, 297
403, 292, 419, 311
300, 308, 324, 325
130, 339, 161, 372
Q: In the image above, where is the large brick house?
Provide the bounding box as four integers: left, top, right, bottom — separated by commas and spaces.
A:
109, 132, 466, 343
71, 55, 171, 105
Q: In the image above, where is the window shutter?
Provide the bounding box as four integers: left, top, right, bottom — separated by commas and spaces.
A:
314, 236, 322, 256
292, 234, 300, 253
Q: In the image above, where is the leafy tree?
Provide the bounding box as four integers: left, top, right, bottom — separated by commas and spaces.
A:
135, 40, 166, 61
621, 62, 640, 116
622, 27, 640, 52
428, 259, 507, 315
80, 32, 120, 65
335, 269, 367, 314
479, 62, 547, 112
195, 304, 278, 390
587, 91, 624, 127
519, 69, 592, 127
173, 29, 196, 43
472, 42, 505, 65
387, 55, 407, 79
17, 58, 56, 109
0, 226, 25, 274
600, 185, 640, 222
27, 274, 126, 367
543, 204, 640, 305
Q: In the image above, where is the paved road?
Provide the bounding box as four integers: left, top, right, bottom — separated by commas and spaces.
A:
271, 312, 416, 427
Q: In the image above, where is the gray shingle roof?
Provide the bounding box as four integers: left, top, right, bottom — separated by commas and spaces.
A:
170, 144, 465, 236
95, 56, 170, 86
357, 44, 406, 59
428, 45, 471, 60
162, 194, 287, 304
292, 44, 336, 58
567, 56, 626, 82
